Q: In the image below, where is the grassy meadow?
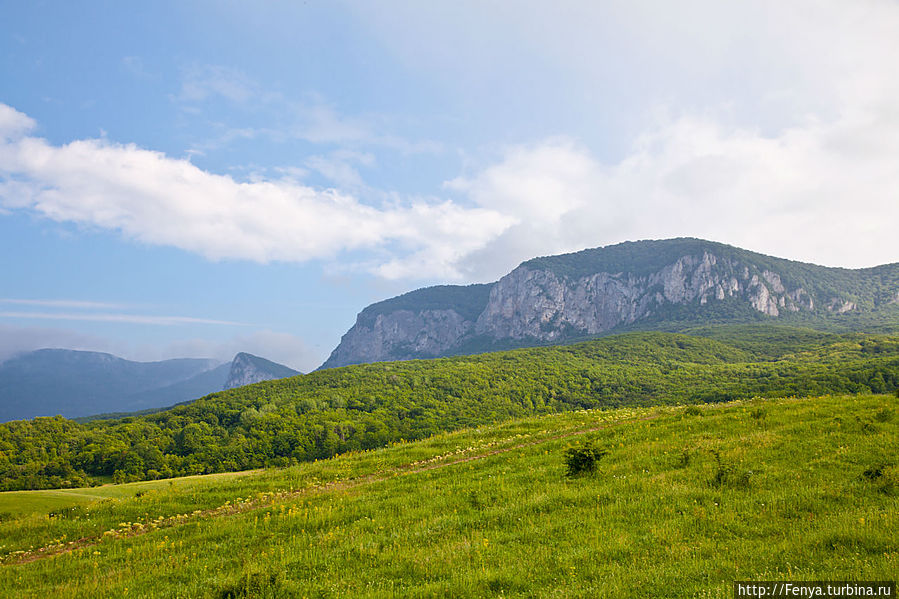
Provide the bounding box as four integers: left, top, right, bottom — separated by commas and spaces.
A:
0, 471, 261, 519
0, 393, 896, 597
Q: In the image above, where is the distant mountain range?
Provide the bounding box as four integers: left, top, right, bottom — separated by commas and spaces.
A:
322, 237, 899, 368
0, 350, 300, 422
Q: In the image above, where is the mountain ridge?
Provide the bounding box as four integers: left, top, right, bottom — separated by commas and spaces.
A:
321, 238, 899, 369
0, 350, 299, 422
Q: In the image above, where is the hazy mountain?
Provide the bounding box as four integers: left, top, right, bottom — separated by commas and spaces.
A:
0, 350, 300, 422
0, 350, 223, 421
321, 238, 899, 368
223, 352, 301, 389
116, 363, 232, 414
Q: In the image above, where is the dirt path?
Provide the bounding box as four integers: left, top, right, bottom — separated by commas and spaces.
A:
5, 411, 661, 566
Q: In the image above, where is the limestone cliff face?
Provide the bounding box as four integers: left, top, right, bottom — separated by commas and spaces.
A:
473, 252, 817, 341
320, 238, 898, 369
322, 309, 475, 368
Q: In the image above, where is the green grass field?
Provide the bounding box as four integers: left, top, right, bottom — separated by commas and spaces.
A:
0, 394, 896, 598
0, 471, 262, 518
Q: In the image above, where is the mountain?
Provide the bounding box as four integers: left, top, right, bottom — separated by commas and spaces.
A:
223, 352, 301, 389
322, 238, 899, 368
114, 363, 232, 414
0, 350, 224, 422
0, 350, 300, 422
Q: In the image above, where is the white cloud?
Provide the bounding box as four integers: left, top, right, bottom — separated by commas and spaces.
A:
0, 103, 512, 279
4, 1, 899, 284
0, 103, 35, 140
446, 139, 594, 224
451, 107, 899, 279
420, 0, 899, 278
304, 150, 375, 189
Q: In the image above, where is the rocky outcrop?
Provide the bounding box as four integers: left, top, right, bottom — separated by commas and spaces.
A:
320, 238, 898, 369
323, 310, 474, 367
224, 353, 300, 390
474, 252, 812, 341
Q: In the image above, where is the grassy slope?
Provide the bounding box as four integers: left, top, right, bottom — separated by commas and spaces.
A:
1, 393, 896, 598
0, 471, 261, 518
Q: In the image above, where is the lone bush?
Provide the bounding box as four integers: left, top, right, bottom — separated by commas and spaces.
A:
874, 408, 893, 423
564, 441, 607, 477
710, 449, 752, 489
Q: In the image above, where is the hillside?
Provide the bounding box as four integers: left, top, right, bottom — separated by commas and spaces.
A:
322, 238, 899, 368
2, 328, 898, 491
0, 394, 895, 597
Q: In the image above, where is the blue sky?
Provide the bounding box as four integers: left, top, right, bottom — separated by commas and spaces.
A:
2, 0, 899, 370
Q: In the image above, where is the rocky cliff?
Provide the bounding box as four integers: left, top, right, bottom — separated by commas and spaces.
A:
223, 353, 301, 390
320, 238, 899, 369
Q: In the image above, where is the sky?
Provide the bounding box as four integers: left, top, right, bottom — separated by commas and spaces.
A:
1, 0, 898, 371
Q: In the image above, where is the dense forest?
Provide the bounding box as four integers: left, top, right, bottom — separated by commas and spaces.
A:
1, 327, 898, 491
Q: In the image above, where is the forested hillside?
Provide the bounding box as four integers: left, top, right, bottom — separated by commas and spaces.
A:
1, 328, 898, 491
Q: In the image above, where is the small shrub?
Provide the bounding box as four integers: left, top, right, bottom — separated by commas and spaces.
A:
862, 464, 885, 480
874, 408, 893, 423
862, 462, 898, 495
674, 449, 692, 469
564, 441, 607, 477
216, 571, 285, 599
749, 407, 767, 421
684, 405, 702, 417
709, 450, 752, 489
860, 421, 879, 435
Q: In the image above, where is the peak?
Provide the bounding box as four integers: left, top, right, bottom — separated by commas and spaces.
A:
223, 353, 301, 390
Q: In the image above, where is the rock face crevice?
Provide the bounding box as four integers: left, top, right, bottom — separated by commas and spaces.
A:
320, 238, 899, 369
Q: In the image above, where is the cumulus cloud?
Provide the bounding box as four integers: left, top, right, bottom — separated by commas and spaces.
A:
429, 0, 899, 278
0, 103, 512, 278
0, 103, 35, 140
4, 0, 899, 284
452, 107, 899, 279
